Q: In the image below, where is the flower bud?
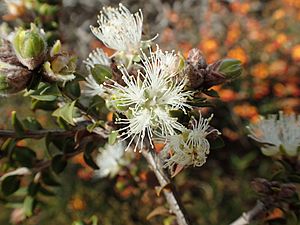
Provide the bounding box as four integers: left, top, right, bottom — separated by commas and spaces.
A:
217, 58, 242, 79
42, 41, 77, 83
12, 23, 46, 70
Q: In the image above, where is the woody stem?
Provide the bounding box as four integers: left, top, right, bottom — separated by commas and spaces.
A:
142, 149, 192, 225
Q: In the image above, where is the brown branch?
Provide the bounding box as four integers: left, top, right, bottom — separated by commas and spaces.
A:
0, 128, 84, 139
229, 201, 266, 225
142, 149, 192, 225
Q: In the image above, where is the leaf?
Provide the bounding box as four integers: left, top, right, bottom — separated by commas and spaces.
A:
27, 83, 61, 102
22, 117, 42, 130
65, 81, 81, 99
171, 164, 185, 178
146, 206, 170, 220
91, 64, 112, 84
202, 89, 219, 98
83, 152, 99, 170
28, 182, 40, 196
41, 171, 60, 186
31, 99, 58, 111
30, 95, 57, 101
89, 215, 98, 225
11, 111, 25, 137
13, 147, 36, 168
52, 101, 76, 125
155, 183, 172, 197
51, 154, 67, 174
23, 196, 35, 217
108, 131, 118, 145
1, 175, 21, 195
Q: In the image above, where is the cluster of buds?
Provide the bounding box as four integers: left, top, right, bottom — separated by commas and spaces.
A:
0, 22, 77, 96
0, 23, 46, 96
251, 178, 297, 203
186, 48, 242, 89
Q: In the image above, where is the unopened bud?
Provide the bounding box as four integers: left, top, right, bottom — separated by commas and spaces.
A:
43, 41, 77, 83
217, 58, 242, 79
12, 23, 46, 70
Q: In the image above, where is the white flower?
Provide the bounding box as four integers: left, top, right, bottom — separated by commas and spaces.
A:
248, 111, 300, 156
161, 113, 220, 171
82, 75, 105, 97
90, 3, 143, 54
94, 142, 126, 178
82, 48, 110, 97
83, 48, 110, 70
107, 47, 193, 152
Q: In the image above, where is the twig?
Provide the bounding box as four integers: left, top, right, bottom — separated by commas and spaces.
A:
142, 149, 191, 225
0, 128, 84, 139
230, 201, 266, 225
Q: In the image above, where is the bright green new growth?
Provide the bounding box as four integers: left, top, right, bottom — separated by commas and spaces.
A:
13, 24, 46, 59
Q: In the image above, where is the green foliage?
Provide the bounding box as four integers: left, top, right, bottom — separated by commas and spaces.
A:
91, 64, 112, 84
52, 101, 77, 126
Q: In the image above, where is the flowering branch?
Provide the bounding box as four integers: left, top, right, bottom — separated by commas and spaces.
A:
229, 201, 266, 225
142, 149, 191, 225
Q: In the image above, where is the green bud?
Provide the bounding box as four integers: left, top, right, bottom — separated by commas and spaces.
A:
218, 58, 242, 79
12, 23, 46, 70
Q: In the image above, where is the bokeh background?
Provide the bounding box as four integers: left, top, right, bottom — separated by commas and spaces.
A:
0, 0, 299, 224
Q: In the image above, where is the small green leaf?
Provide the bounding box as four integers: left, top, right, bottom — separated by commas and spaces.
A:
1, 175, 20, 195
51, 154, 67, 174
30, 95, 57, 101
203, 89, 219, 98
90, 215, 98, 225
41, 171, 60, 186
84, 152, 99, 170
28, 182, 40, 196
13, 147, 36, 168
52, 101, 76, 125
11, 111, 25, 137
23, 196, 35, 217
23, 117, 42, 131
31, 99, 58, 111
108, 131, 118, 145
91, 64, 112, 84
65, 81, 81, 99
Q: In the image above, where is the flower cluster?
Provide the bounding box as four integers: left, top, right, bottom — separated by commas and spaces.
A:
95, 142, 127, 178
248, 112, 300, 156
108, 47, 192, 152
161, 114, 220, 171
83, 3, 224, 172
